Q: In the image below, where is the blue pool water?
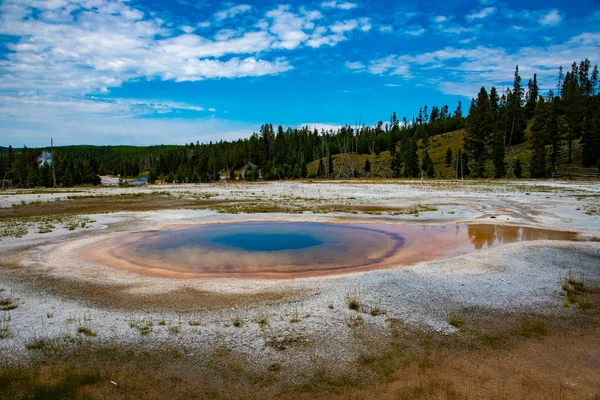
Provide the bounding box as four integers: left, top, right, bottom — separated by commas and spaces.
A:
211, 232, 323, 251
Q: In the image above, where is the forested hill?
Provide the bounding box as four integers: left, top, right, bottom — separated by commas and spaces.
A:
1, 59, 599, 187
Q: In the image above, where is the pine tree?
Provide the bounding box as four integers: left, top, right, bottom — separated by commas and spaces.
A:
421, 150, 434, 178
491, 129, 505, 178
364, 158, 371, 174
445, 147, 453, 167
506, 65, 526, 145
402, 137, 420, 178
514, 158, 522, 178
525, 74, 539, 119
465, 87, 493, 177
530, 97, 549, 177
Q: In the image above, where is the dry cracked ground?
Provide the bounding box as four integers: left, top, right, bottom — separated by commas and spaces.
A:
0, 179, 599, 399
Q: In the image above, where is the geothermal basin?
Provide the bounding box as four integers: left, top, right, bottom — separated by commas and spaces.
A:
79, 222, 577, 279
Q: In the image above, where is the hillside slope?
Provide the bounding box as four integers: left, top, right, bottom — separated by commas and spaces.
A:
308, 128, 595, 179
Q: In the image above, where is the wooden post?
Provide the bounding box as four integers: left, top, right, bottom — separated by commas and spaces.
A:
51, 138, 57, 188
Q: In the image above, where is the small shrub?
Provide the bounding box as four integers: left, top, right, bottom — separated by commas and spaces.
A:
0, 297, 18, 311
233, 316, 243, 328
447, 313, 465, 328
289, 308, 301, 323
77, 326, 96, 337
257, 314, 269, 328
347, 314, 364, 328
168, 326, 181, 335
346, 291, 361, 312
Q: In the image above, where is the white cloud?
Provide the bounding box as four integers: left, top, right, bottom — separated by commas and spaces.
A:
345, 61, 365, 70
379, 25, 393, 33
214, 4, 252, 21
330, 18, 371, 33
320, 1, 357, 10
405, 26, 425, 36
358, 32, 600, 98
180, 25, 194, 33
539, 9, 561, 26
466, 7, 495, 20
0, 0, 376, 145
433, 15, 448, 23
384, 83, 401, 87
0, 94, 244, 146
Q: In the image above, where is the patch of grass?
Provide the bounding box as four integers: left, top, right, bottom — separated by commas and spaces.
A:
327, 302, 334, 309
233, 315, 243, 328
447, 313, 465, 328
168, 325, 181, 335
347, 314, 364, 328
257, 313, 269, 328
265, 334, 307, 351
0, 215, 95, 239
30, 369, 102, 400
346, 291, 361, 312
561, 271, 600, 310
0, 312, 11, 339
26, 337, 52, 351
130, 318, 153, 336
516, 318, 548, 338
0, 295, 18, 311
367, 300, 387, 316
289, 307, 301, 323
188, 320, 201, 326
77, 325, 96, 337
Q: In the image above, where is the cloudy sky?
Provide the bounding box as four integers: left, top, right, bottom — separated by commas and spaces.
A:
1, 0, 599, 146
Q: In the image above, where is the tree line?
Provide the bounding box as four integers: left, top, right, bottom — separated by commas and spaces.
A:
1, 58, 599, 188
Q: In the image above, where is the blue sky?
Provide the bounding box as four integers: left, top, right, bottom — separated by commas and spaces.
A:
0, 0, 599, 146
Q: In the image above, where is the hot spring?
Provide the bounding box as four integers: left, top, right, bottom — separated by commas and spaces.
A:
80, 222, 576, 279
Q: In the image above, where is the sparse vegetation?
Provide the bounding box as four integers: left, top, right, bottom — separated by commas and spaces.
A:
516, 318, 548, 338
347, 314, 364, 328
257, 313, 269, 328
447, 313, 465, 328
130, 318, 154, 336
0, 294, 18, 311
561, 271, 600, 310
346, 291, 362, 311
265, 334, 306, 351
77, 325, 96, 337
0, 215, 94, 238
289, 307, 301, 323
233, 315, 243, 328
0, 312, 11, 339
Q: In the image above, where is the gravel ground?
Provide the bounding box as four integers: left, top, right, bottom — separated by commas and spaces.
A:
1, 180, 599, 364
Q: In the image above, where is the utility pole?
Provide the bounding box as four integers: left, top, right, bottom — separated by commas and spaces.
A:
51, 138, 57, 188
